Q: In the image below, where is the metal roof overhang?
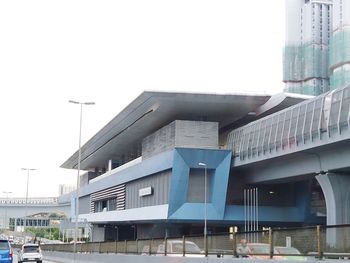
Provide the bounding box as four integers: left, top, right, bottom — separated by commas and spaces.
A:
60, 91, 305, 170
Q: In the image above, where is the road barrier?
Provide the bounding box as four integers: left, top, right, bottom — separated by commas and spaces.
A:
41, 224, 350, 260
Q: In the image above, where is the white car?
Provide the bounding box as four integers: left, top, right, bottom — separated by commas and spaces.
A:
18, 244, 43, 263
157, 240, 204, 257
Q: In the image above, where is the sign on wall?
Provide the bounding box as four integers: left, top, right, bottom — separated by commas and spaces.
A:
139, 187, 153, 197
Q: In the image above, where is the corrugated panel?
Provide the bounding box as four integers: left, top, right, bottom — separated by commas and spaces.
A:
90, 184, 126, 211
126, 171, 170, 209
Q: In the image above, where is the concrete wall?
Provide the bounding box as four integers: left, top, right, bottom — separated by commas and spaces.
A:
142, 120, 218, 159
126, 171, 171, 209
42, 251, 321, 263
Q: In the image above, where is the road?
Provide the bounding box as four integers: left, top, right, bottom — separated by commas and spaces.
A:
13, 254, 59, 263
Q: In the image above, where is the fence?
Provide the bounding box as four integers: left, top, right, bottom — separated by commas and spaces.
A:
41, 224, 350, 259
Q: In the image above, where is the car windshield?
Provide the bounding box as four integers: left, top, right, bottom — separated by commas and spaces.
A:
171, 242, 201, 253
0, 241, 9, 250
249, 244, 270, 254
275, 247, 301, 255
23, 246, 40, 253
185, 243, 201, 253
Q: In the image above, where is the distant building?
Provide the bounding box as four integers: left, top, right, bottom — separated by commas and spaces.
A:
58, 184, 75, 196
284, 0, 350, 95
0, 197, 70, 230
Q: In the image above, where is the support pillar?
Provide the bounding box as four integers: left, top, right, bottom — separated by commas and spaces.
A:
316, 173, 350, 247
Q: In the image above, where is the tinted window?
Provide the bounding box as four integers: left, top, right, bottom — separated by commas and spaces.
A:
275, 247, 301, 255
23, 246, 39, 253
249, 244, 269, 254
0, 241, 9, 250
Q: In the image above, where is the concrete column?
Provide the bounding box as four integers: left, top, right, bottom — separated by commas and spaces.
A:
316, 173, 350, 246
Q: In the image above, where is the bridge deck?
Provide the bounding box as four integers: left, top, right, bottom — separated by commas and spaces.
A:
226, 85, 350, 166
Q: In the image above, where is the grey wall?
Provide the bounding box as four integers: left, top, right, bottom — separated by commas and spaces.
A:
142, 121, 176, 159
91, 225, 105, 242
79, 196, 91, 214
126, 170, 171, 209
175, 120, 218, 149
142, 120, 218, 159
187, 168, 212, 203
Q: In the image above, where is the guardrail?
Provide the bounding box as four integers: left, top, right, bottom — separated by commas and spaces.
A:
41, 224, 350, 259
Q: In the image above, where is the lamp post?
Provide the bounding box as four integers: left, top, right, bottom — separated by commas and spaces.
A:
21, 168, 36, 233
3, 191, 12, 230
198, 162, 207, 255
69, 100, 95, 254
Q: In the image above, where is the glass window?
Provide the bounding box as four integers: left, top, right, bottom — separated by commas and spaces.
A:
0, 241, 9, 250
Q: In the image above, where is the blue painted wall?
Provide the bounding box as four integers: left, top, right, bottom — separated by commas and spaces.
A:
168, 148, 232, 220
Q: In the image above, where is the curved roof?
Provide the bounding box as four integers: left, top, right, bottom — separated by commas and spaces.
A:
61, 91, 307, 170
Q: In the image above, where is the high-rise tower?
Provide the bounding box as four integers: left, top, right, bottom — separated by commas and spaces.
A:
283, 0, 350, 96
284, 0, 332, 95
329, 0, 350, 90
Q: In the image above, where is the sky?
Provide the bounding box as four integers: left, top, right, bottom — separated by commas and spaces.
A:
0, 0, 286, 198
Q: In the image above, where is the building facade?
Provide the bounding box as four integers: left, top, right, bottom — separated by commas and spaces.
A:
284, 0, 350, 95
61, 91, 330, 242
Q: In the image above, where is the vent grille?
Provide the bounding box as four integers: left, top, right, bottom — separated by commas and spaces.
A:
90, 184, 126, 213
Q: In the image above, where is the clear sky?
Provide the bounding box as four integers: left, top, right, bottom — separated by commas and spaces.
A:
0, 0, 286, 198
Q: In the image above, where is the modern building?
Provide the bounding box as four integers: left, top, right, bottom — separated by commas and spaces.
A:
60, 0, 350, 243
283, 0, 350, 95
61, 91, 326, 242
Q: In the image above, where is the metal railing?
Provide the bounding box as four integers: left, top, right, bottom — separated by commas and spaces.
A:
226, 85, 350, 163
41, 224, 350, 259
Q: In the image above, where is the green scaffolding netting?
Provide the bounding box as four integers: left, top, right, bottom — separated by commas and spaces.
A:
330, 29, 350, 68
283, 43, 329, 82
330, 68, 350, 90
284, 85, 325, 96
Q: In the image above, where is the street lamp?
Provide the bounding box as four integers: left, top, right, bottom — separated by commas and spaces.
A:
3, 191, 12, 230
198, 162, 207, 255
69, 100, 95, 254
21, 168, 36, 233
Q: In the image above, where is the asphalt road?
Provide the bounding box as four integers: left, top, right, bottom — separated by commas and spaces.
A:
13, 254, 59, 263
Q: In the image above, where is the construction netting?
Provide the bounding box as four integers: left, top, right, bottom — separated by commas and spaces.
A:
283, 43, 329, 82
330, 66, 350, 90
329, 29, 350, 90
284, 82, 328, 96
329, 29, 350, 69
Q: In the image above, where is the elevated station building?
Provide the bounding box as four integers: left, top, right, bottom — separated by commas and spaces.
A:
61, 91, 331, 242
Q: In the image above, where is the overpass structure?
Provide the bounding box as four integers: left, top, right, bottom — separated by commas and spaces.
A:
226, 84, 350, 227
0, 197, 71, 230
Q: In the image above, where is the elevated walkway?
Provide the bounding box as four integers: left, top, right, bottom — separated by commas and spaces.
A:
226, 85, 350, 168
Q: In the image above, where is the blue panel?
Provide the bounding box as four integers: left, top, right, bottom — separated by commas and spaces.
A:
168, 148, 232, 220
211, 153, 232, 216
80, 150, 174, 197
224, 205, 303, 223
169, 203, 219, 220
295, 180, 313, 221
168, 150, 190, 213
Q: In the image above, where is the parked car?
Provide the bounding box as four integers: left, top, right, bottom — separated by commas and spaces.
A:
157, 240, 204, 257
236, 243, 284, 260
18, 244, 43, 263
274, 246, 307, 261
0, 239, 13, 263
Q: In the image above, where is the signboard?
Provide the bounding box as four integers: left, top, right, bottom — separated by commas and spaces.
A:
139, 187, 153, 197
